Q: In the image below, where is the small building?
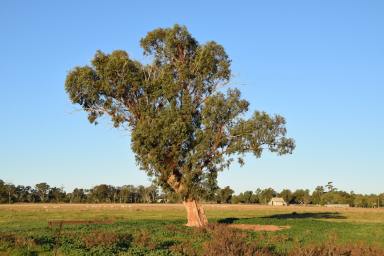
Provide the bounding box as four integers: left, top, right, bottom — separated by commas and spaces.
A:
268, 197, 287, 206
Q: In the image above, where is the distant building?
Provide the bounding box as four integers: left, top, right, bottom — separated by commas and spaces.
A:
268, 197, 287, 206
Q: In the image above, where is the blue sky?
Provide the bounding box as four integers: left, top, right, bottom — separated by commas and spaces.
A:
1, 1, 383, 194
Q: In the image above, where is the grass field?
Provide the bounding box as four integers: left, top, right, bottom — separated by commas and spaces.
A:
1, 204, 384, 255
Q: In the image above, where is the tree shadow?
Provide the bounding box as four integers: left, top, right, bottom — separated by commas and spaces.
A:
217, 212, 346, 224
262, 211, 346, 220
218, 217, 240, 224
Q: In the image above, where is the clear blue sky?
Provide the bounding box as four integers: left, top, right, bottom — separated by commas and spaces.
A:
1, 1, 383, 194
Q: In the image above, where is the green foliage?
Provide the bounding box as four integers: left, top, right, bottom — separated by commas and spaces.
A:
0, 180, 11, 203
311, 186, 325, 205
258, 188, 277, 204
279, 189, 293, 204
232, 190, 257, 204
291, 189, 311, 205
216, 186, 234, 203
65, 25, 295, 201
35, 182, 50, 203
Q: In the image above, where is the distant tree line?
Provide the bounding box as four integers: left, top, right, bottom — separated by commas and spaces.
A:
0, 180, 382, 208
216, 182, 383, 208
0, 179, 161, 204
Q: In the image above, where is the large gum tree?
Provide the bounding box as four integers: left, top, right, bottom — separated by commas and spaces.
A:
65, 25, 295, 227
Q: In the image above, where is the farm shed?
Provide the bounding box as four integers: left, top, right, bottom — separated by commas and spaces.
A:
268, 197, 287, 206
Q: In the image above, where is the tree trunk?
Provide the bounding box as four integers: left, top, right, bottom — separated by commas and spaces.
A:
183, 200, 208, 227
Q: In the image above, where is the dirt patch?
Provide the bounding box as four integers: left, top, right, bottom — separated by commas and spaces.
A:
228, 224, 290, 232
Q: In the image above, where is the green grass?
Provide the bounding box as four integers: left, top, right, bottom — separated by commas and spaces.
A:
0, 204, 383, 255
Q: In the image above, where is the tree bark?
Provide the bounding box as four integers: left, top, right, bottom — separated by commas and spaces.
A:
183, 200, 208, 227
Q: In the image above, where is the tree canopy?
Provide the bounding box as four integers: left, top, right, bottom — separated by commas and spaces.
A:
65, 24, 295, 202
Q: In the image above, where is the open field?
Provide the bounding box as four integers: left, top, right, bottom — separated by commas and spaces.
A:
1, 204, 384, 255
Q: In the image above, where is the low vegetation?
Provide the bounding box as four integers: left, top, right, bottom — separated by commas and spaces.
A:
0, 204, 383, 255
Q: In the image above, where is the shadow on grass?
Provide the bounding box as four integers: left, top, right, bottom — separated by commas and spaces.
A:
218, 217, 240, 224
264, 212, 346, 220
218, 212, 346, 224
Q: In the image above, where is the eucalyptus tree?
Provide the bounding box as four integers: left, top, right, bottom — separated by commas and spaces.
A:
279, 189, 293, 204
216, 186, 234, 204
35, 182, 50, 203
70, 188, 87, 203
65, 24, 295, 227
